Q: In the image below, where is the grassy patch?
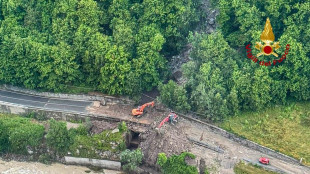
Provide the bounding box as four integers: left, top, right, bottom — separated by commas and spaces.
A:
221, 102, 310, 165
234, 162, 277, 174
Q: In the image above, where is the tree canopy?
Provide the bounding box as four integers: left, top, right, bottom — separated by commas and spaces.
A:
0, 0, 201, 94
1, 0, 309, 121
159, 0, 310, 121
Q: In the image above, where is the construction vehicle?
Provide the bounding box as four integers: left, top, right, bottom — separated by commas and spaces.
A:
158, 112, 179, 128
132, 101, 155, 116
259, 157, 270, 165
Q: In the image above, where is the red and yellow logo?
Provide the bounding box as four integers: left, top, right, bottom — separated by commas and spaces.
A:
245, 18, 290, 66
255, 18, 280, 57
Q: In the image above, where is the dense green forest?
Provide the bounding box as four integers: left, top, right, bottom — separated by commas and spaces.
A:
0, 0, 202, 95
0, 0, 309, 121
159, 0, 310, 121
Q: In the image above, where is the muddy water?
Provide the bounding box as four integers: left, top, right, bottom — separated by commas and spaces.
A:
0, 159, 123, 174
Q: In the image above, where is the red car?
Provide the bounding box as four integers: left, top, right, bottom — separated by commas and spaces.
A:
259, 157, 270, 165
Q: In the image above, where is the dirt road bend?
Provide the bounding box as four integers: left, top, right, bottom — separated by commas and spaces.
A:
178, 119, 310, 174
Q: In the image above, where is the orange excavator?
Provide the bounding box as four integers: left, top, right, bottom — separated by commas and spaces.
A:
158, 112, 178, 128
132, 101, 155, 116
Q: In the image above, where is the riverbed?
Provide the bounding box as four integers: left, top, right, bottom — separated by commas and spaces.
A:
0, 159, 123, 174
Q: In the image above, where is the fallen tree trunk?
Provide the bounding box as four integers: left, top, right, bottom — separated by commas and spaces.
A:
188, 138, 224, 153
64, 156, 121, 170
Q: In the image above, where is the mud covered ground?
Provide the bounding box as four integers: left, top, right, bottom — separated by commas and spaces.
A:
87, 102, 166, 126
137, 116, 310, 174
139, 122, 191, 167
90, 120, 118, 134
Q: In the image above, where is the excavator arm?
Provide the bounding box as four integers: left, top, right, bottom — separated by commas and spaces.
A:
158, 117, 170, 128
158, 113, 178, 128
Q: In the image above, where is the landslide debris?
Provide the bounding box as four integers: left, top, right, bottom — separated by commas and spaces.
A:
139, 122, 191, 167
90, 120, 118, 134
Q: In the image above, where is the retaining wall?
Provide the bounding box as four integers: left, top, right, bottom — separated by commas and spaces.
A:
0, 102, 120, 122
1, 85, 134, 105
0, 102, 151, 129
65, 156, 121, 170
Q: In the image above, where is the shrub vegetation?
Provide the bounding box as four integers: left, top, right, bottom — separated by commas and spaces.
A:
0, 115, 44, 154
46, 119, 73, 156
157, 152, 198, 174
158, 80, 191, 112
120, 148, 144, 172
0, 114, 127, 162
69, 129, 126, 159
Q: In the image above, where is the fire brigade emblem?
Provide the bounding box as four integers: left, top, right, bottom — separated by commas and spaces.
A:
255, 18, 280, 57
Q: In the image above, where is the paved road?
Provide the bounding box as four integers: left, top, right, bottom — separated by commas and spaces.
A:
0, 89, 93, 114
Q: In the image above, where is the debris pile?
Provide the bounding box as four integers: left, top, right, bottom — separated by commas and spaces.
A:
90, 121, 118, 134
139, 123, 191, 166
